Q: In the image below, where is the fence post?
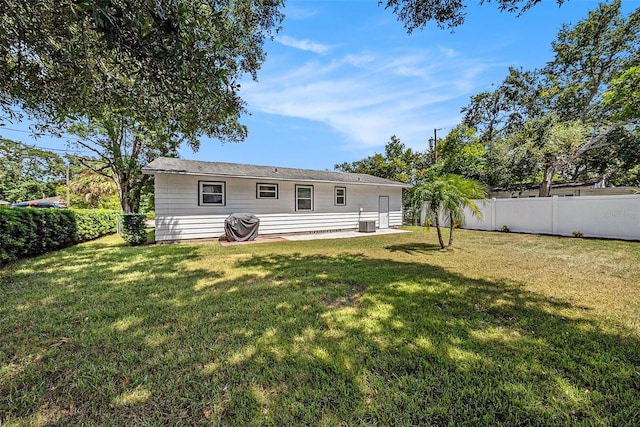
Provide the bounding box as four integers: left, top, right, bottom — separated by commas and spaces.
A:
552, 195, 559, 235
491, 198, 497, 230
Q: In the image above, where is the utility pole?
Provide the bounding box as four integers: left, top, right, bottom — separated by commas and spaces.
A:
66, 162, 70, 208
433, 128, 442, 162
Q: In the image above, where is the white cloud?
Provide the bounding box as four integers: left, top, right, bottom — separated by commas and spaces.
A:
283, 6, 319, 20
438, 46, 459, 58
243, 46, 500, 152
275, 35, 332, 54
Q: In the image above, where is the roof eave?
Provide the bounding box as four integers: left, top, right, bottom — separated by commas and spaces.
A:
142, 168, 411, 188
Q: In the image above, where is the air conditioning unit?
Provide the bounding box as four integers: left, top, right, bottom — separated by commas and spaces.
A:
358, 220, 376, 233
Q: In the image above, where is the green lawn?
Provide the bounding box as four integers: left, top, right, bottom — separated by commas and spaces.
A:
1, 228, 639, 426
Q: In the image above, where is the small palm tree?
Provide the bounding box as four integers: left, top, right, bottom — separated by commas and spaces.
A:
441, 175, 486, 248
413, 175, 486, 249
413, 180, 442, 248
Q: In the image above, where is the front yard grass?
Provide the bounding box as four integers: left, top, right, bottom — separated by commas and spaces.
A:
1, 227, 639, 425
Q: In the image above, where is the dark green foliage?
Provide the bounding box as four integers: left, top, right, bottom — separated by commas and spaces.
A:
335, 136, 431, 225
335, 136, 430, 185
0, 208, 76, 265
72, 209, 120, 241
0, 208, 119, 265
2, 1, 284, 214
1, 1, 284, 140
120, 213, 148, 246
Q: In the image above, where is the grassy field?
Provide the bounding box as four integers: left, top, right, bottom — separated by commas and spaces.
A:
1, 227, 639, 426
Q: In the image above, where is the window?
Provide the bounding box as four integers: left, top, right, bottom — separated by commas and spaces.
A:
199, 181, 225, 205
257, 183, 278, 199
296, 185, 313, 211
335, 186, 346, 206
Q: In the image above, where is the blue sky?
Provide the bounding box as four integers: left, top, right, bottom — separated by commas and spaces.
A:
3, 1, 637, 171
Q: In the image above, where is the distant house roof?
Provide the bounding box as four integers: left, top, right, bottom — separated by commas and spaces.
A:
143, 157, 411, 188
26, 196, 64, 205
490, 178, 626, 193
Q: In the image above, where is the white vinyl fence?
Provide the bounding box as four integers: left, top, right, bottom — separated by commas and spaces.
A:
462, 195, 640, 241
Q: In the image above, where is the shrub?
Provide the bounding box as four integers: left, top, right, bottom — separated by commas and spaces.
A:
572, 231, 584, 238
0, 208, 120, 266
500, 225, 510, 233
120, 213, 148, 246
72, 209, 120, 241
0, 208, 77, 265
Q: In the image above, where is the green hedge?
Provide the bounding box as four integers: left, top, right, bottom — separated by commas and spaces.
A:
120, 213, 148, 246
72, 209, 120, 241
0, 208, 120, 266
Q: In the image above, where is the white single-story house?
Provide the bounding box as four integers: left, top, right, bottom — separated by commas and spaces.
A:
142, 157, 410, 242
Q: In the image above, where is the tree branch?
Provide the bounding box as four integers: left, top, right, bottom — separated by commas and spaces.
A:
574, 118, 639, 159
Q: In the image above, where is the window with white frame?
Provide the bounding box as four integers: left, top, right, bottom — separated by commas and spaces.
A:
295, 185, 313, 211
199, 181, 225, 205
335, 186, 346, 206
257, 183, 278, 199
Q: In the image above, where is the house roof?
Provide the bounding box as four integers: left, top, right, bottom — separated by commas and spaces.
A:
143, 157, 411, 188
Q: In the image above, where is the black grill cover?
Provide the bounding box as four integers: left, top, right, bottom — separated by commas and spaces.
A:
224, 213, 260, 242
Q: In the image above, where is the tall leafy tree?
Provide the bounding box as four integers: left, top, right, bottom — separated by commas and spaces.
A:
601, 67, 640, 122
542, 3, 639, 123
1, 0, 284, 142
433, 124, 487, 182
462, 67, 542, 144
335, 136, 430, 184
1, 1, 284, 211
66, 111, 179, 212
335, 136, 431, 224
461, 0, 640, 196
572, 126, 640, 187
0, 138, 65, 202
574, 67, 640, 187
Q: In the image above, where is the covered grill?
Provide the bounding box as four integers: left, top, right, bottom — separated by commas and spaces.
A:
224, 213, 260, 242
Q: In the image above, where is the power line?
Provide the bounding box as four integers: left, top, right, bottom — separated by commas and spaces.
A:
1, 128, 93, 155
4, 141, 90, 156
1, 126, 33, 134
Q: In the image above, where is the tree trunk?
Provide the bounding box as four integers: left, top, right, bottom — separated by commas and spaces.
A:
434, 213, 445, 249
538, 164, 556, 197
447, 213, 454, 248
117, 174, 132, 213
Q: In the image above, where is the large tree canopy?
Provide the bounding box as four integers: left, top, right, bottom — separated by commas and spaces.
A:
1, 0, 284, 146
65, 109, 180, 213
335, 136, 430, 185
1, 0, 285, 212
382, 0, 566, 31
462, 0, 640, 196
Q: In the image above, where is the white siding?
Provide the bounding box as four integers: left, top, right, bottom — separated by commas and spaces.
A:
153, 174, 404, 241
